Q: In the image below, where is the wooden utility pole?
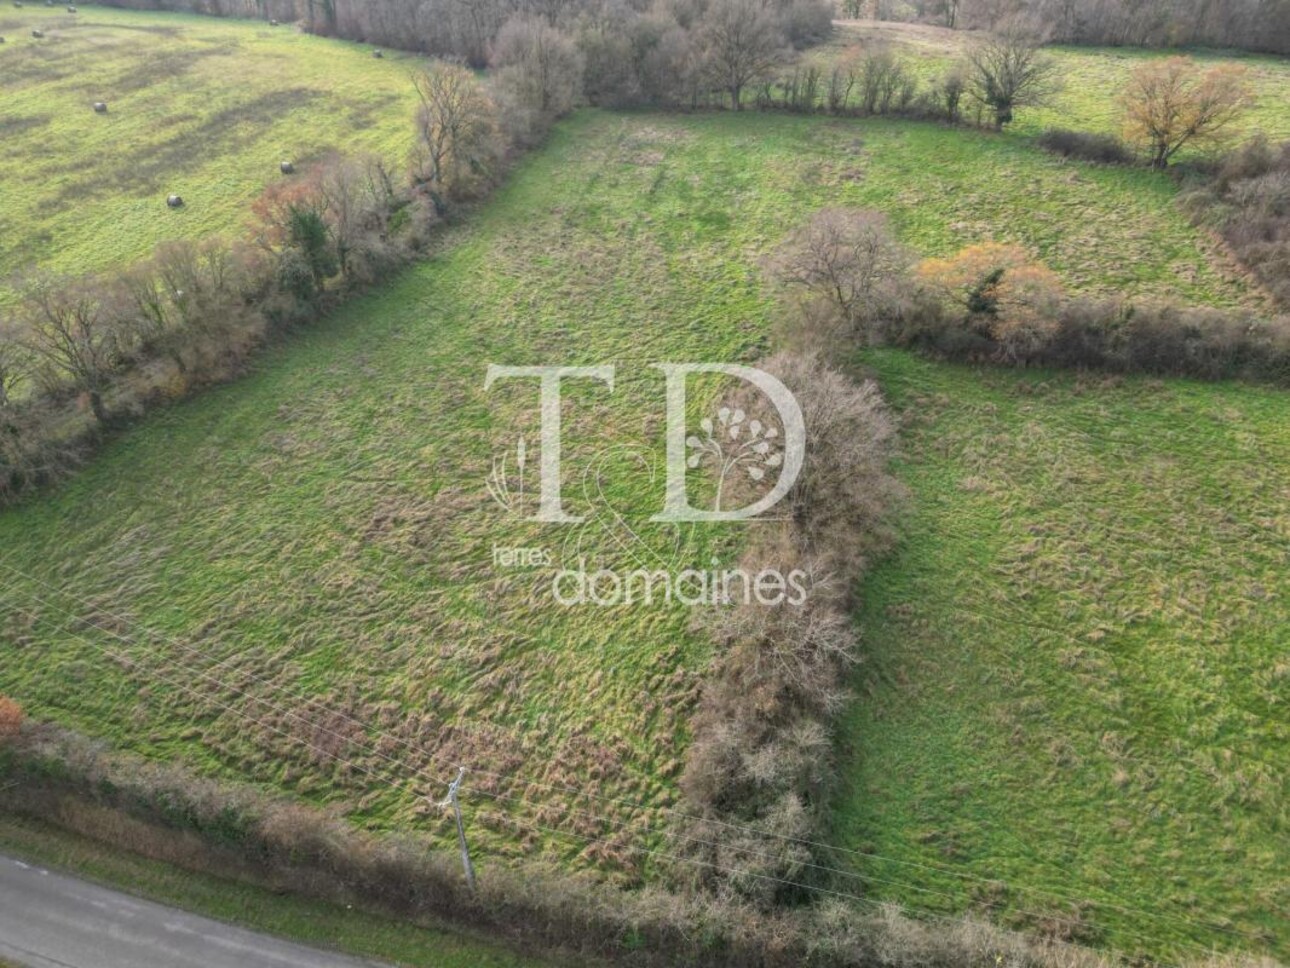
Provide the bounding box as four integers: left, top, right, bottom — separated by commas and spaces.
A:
438, 767, 476, 891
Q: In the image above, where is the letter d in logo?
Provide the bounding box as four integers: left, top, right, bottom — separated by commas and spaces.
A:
650, 363, 805, 523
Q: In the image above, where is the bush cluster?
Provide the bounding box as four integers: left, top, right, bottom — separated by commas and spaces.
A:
767, 208, 1290, 387
1037, 128, 1135, 166
899, 281, 1290, 385
756, 53, 976, 124
96, 0, 833, 111
672, 342, 903, 896
1182, 137, 1290, 311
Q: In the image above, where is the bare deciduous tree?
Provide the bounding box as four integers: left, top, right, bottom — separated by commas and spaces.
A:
1120, 56, 1252, 168
767, 208, 911, 344
18, 275, 119, 423
700, 0, 786, 111
315, 155, 403, 284
412, 61, 500, 205
966, 26, 1060, 129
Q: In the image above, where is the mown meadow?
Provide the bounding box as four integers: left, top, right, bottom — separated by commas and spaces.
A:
0, 13, 1287, 959
0, 6, 421, 302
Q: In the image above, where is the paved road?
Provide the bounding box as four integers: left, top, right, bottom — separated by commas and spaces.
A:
0, 853, 384, 968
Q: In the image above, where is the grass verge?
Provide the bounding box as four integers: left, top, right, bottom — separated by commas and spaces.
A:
0, 811, 552, 967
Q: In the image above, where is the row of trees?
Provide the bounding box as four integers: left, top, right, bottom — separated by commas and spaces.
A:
95, 0, 833, 110
0, 155, 434, 504
755, 29, 1252, 171
875, 0, 1290, 56
471, 12, 1253, 149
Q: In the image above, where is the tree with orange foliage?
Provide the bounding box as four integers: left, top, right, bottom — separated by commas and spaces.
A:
1120, 57, 1252, 169
917, 242, 1065, 361
0, 695, 23, 738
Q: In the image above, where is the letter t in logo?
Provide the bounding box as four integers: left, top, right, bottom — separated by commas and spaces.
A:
484, 365, 615, 523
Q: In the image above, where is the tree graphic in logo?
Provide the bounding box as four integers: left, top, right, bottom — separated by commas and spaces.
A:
686, 405, 784, 512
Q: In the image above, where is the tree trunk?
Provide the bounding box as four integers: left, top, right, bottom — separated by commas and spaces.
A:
731, 83, 742, 111
88, 389, 107, 424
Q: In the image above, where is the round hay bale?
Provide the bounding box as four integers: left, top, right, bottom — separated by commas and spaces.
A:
67, 3, 76, 10
31, 28, 43, 37
372, 49, 383, 58
93, 101, 107, 113
166, 194, 184, 209
279, 160, 295, 175
268, 17, 278, 25
12, 2, 21, 8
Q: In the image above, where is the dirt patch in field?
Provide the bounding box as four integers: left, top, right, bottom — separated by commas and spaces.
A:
109, 42, 237, 92
0, 114, 54, 138
83, 20, 183, 37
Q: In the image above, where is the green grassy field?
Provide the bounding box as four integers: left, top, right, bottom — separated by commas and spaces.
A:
0, 69, 1285, 964
0, 5, 422, 302
812, 21, 1290, 144
833, 351, 1288, 960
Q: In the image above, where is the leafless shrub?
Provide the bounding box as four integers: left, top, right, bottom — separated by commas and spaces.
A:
678, 350, 901, 902
766, 208, 913, 348
1184, 137, 1290, 312
1037, 128, 1134, 165
933, 62, 968, 122
759, 351, 903, 568
858, 48, 918, 116
825, 62, 857, 114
